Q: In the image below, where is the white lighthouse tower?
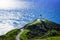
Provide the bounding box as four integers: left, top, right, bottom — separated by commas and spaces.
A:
37, 14, 43, 21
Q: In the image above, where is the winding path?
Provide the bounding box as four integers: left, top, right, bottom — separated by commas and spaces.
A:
16, 29, 24, 40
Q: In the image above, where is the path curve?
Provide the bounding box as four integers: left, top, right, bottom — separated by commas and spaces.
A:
16, 29, 24, 40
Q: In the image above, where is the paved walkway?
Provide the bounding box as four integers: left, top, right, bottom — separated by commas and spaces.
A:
16, 29, 24, 40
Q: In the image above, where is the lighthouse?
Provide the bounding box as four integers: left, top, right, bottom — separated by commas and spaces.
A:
37, 14, 43, 21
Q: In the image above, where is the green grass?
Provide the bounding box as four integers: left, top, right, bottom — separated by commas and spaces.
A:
0, 29, 21, 40
47, 37, 60, 40
20, 36, 60, 40
26, 36, 60, 40
20, 29, 30, 40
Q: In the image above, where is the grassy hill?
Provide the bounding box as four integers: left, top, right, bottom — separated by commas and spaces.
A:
0, 29, 20, 40
20, 19, 60, 40
0, 19, 60, 40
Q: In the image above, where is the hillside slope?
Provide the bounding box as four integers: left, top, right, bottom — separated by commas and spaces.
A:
0, 29, 21, 40
20, 19, 60, 40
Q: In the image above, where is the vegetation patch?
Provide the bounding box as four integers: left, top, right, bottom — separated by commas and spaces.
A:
0, 29, 20, 40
